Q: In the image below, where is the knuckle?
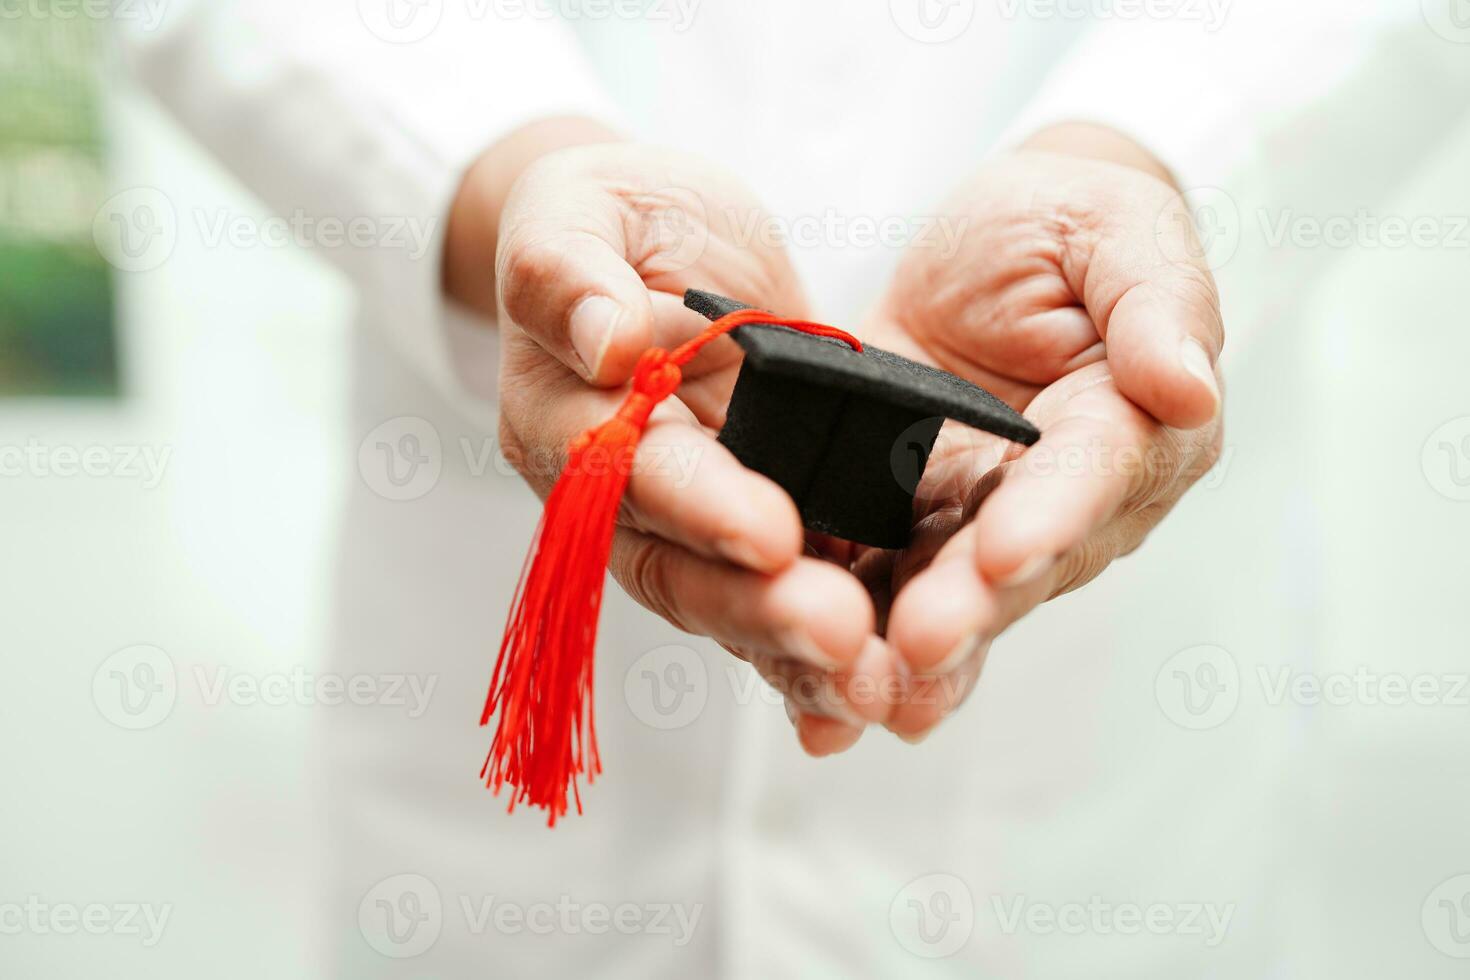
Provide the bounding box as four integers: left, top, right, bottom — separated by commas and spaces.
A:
1169, 420, 1226, 491
613, 537, 691, 634
1127, 429, 1185, 509
496, 389, 563, 495
615, 496, 655, 536
496, 414, 526, 476
498, 238, 569, 330
1119, 505, 1167, 560
1197, 424, 1225, 475
1167, 268, 1225, 348
1172, 261, 1221, 308
1050, 539, 1115, 599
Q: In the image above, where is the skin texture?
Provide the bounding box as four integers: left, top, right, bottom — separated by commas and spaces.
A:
449, 119, 1224, 758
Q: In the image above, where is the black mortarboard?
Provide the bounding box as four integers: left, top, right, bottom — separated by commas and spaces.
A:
686, 289, 1040, 549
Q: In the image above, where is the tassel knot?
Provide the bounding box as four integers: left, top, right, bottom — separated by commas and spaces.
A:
631, 349, 683, 399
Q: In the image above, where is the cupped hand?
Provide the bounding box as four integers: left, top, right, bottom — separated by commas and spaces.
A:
791, 125, 1226, 748
456, 131, 886, 719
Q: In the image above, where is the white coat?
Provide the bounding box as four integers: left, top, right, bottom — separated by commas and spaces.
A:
117, 2, 1470, 975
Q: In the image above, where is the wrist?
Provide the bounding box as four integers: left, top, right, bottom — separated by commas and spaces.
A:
444, 115, 622, 317
1019, 122, 1179, 190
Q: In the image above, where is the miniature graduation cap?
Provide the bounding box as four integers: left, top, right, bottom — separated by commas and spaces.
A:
481, 289, 1039, 825
686, 289, 1039, 549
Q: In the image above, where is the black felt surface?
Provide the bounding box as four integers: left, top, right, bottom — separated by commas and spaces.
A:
686, 289, 1040, 548
686, 290, 1040, 446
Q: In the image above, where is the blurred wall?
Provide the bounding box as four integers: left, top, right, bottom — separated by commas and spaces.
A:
0, 79, 351, 977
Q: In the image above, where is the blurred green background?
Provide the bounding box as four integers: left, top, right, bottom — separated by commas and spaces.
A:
0, 8, 117, 397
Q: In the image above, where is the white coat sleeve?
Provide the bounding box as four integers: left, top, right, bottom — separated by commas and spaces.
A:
1002, 1, 1470, 346
113, 0, 616, 400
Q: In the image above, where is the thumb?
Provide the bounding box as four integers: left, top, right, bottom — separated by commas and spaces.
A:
496, 188, 655, 386
1083, 188, 1224, 430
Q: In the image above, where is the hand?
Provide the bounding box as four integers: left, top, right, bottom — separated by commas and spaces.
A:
793, 124, 1226, 748
450, 123, 887, 723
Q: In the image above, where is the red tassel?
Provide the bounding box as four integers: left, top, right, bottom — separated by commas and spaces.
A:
481, 306, 862, 826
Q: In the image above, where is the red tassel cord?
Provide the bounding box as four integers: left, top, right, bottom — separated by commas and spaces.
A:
481, 306, 863, 825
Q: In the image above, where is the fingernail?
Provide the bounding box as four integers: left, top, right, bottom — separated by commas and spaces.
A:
933, 633, 983, 675
897, 729, 931, 746
1179, 338, 1220, 413
997, 553, 1053, 589
784, 698, 801, 728
778, 628, 840, 670
817, 691, 868, 728
569, 295, 622, 378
